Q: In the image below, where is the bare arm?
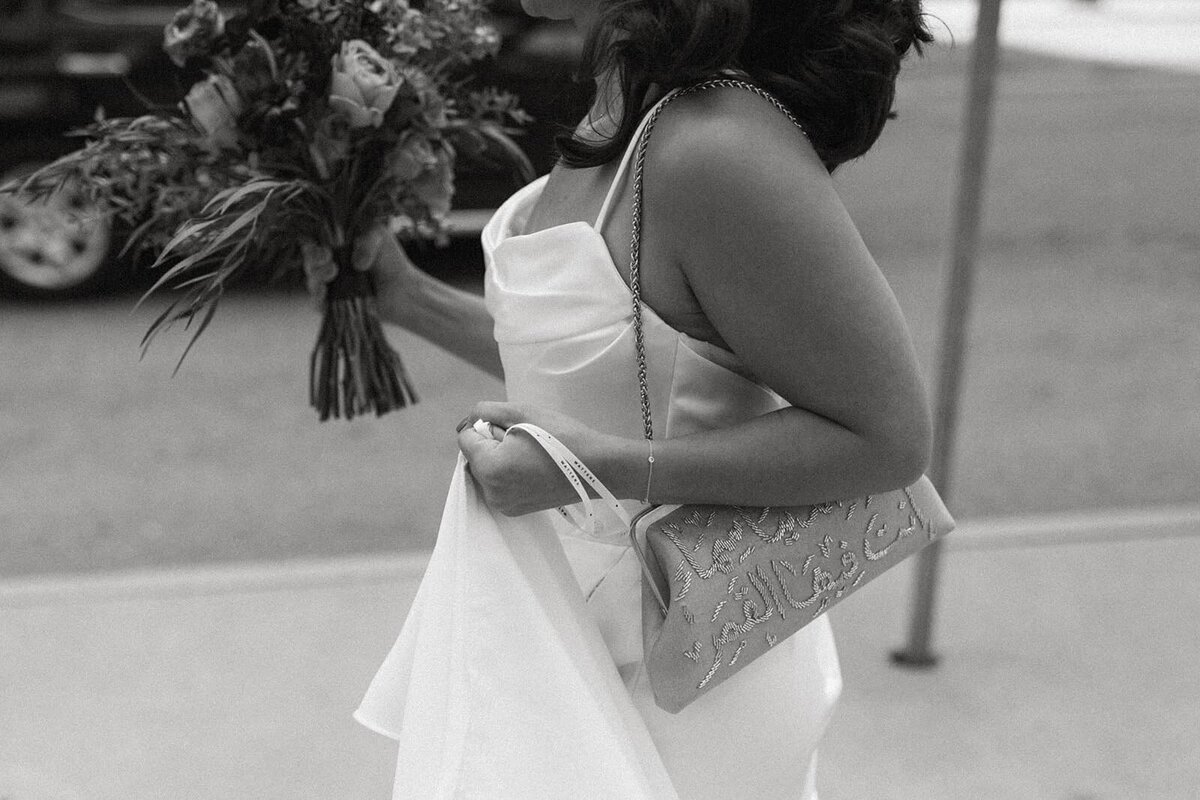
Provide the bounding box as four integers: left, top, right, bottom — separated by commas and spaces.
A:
621, 89, 932, 505
359, 228, 504, 380
460, 91, 931, 514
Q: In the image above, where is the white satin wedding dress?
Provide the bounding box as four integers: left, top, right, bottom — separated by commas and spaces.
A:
356, 95, 842, 799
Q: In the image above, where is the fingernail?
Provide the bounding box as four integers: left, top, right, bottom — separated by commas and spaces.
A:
455, 415, 474, 433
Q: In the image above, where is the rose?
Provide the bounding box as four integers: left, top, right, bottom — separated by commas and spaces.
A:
295, 0, 339, 23
418, 85, 448, 129
386, 134, 438, 183
470, 24, 501, 60
329, 40, 402, 129
163, 0, 225, 67
410, 148, 454, 221
400, 68, 447, 129
184, 74, 242, 150
229, 37, 279, 103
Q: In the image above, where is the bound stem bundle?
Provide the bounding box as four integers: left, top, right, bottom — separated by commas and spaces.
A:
310, 264, 416, 420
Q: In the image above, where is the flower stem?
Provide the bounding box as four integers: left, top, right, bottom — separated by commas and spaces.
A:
309, 254, 417, 421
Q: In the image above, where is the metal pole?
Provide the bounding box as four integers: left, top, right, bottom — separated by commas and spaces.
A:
892, 0, 1004, 668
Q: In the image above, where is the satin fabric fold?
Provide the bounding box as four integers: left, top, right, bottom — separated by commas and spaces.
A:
356, 456, 681, 800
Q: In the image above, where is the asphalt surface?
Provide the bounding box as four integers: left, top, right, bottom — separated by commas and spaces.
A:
4, 39, 1198, 577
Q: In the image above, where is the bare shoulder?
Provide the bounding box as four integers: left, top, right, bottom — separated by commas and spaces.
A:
641, 85, 861, 292
642, 86, 851, 279
644, 86, 830, 213
634, 84, 930, 455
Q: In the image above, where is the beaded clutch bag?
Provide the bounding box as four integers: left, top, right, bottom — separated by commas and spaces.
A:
623, 79, 955, 713
629, 482, 953, 712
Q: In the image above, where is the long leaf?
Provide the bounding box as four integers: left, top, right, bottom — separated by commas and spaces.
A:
139, 297, 183, 350
208, 179, 291, 215
196, 197, 270, 260
154, 216, 225, 265
139, 246, 217, 306
143, 195, 269, 298
169, 267, 224, 292
478, 124, 537, 185
121, 215, 166, 259
172, 300, 221, 376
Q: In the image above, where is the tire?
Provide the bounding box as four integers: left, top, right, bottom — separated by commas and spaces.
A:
0, 162, 120, 299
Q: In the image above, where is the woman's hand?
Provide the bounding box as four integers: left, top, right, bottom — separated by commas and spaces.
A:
352, 225, 423, 325
456, 401, 633, 517
349, 226, 506, 378
300, 228, 419, 319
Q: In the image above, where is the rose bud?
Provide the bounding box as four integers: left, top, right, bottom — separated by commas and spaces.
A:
329, 40, 402, 129
184, 74, 243, 150
411, 149, 455, 222
163, 0, 226, 68
387, 134, 438, 183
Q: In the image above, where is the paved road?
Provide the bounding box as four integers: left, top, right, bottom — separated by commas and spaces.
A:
3, 45, 1198, 578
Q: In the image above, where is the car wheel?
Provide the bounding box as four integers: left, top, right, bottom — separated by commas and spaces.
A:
0, 163, 117, 299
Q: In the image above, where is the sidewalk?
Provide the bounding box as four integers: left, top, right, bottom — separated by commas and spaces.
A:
3, 510, 1198, 800
925, 0, 1200, 75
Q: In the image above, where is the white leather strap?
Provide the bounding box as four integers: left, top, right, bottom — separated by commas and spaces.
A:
503, 423, 633, 539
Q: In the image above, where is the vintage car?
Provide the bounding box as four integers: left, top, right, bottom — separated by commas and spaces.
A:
0, 0, 585, 298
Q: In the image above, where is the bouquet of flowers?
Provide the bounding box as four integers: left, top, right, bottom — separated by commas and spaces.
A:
8, 0, 531, 420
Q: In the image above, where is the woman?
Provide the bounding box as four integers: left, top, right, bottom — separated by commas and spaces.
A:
354, 0, 933, 796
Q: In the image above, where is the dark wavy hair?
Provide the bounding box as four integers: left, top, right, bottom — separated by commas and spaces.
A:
556, 0, 933, 172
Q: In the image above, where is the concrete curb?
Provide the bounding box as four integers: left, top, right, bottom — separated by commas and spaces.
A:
947, 504, 1200, 550
3, 505, 1196, 606
0, 552, 430, 607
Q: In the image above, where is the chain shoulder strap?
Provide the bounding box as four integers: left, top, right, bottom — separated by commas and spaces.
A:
627, 78, 809, 441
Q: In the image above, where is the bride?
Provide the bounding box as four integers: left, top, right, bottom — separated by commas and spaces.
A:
353, 0, 933, 796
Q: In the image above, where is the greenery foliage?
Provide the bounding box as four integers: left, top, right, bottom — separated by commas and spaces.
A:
3, 0, 532, 418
